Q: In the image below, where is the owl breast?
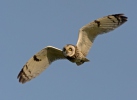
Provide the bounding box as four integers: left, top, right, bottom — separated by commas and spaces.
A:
62, 44, 89, 65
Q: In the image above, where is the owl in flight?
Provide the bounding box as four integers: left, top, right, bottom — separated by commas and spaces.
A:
18, 14, 127, 83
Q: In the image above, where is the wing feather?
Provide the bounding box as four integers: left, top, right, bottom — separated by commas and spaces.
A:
76, 14, 127, 56
17, 46, 66, 83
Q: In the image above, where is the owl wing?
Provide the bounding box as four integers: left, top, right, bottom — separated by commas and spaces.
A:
76, 14, 127, 56
17, 46, 66, 84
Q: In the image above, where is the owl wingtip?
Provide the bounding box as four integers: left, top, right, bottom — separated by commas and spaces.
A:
112, 13, 128, 21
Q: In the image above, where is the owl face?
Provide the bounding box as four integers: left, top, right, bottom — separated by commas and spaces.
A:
62, 44, 76, 57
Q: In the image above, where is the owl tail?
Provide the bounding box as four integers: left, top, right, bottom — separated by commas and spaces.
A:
76, 58, 90, 66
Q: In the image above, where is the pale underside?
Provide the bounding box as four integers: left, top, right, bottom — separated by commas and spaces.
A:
76, 14, 127, 56
17, 46, 65, 83
17, 14, 127, 83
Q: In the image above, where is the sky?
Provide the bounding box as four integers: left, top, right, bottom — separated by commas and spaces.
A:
0, 0, 137, 100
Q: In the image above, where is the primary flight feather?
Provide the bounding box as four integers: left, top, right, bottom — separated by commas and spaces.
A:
17, 14, 127, 83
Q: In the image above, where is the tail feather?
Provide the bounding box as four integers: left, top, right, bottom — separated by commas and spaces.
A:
76, 58, 90, 66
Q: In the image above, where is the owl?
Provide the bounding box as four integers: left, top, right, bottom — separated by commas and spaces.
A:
17, 14, 127, 83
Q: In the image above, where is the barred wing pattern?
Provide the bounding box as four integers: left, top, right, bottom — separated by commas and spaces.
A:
76, 14, 127, 56
17, 14, 127, 84
17, 46, 66, 83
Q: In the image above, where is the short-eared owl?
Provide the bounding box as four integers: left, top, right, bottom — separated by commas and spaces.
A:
18, 14, 127, 83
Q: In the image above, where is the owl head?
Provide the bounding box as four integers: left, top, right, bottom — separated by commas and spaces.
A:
62, 44, 76, 57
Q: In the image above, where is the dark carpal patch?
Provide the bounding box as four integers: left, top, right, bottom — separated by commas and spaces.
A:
33, 55, 41, 61
94, 20, 100, 27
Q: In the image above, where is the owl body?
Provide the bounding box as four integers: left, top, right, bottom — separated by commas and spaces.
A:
63, 44, 89, 65
17, 14, 127, 83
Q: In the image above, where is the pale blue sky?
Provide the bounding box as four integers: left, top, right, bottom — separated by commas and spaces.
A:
0, 0, 137, 100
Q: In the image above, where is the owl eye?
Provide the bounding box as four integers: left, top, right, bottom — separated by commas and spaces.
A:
68, 48, 72, 51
